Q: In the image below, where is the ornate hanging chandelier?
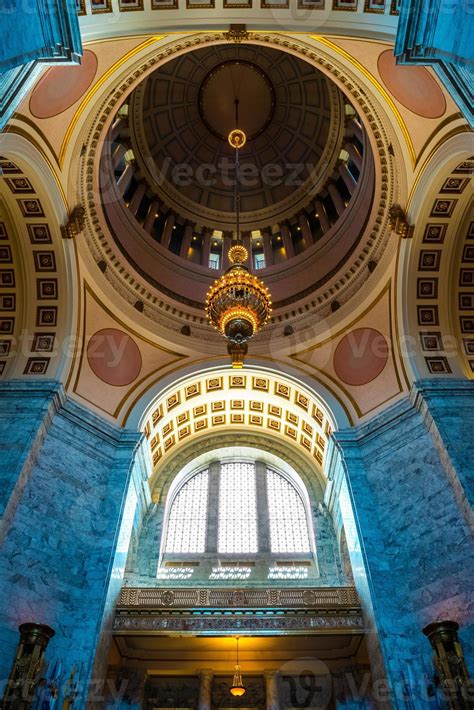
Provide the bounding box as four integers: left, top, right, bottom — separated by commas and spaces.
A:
229, 637, 246, 697
206, 101, 272, 368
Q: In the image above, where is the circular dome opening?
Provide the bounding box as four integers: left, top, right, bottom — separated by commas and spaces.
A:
198, 59, 276, 141
98, 39, 376, 328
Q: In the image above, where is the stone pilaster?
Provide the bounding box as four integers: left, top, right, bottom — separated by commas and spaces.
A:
334, 382, 474, 708
0, 380, 64, 542
265, 670, 280, 710
198, 669, 213, 710
0, 383, 143, 703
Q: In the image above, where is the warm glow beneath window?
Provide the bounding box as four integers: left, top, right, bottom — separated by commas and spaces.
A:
165, 470, 209, 553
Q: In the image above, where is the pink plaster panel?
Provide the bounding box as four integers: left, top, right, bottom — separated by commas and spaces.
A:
29, 50, 98, 119
87, 328, 142, 387
377, 50, 446, 119
333, 328, 389, 386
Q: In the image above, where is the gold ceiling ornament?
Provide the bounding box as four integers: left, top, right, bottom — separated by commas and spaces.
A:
228, 243, 248, 264
230, 637, 246, 697
228, 128, 247, 150
206, 105, 272, 368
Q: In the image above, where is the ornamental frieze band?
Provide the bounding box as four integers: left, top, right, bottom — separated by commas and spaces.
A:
117, 586, 359, 609
113, 612, 364, 635
115, 587, 363, 635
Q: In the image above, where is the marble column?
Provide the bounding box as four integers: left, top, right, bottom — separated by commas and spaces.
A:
161, 213, 175, 249
117, 163, 134, 195
280, 223, 294, 259
262, 229, 274, 267
180, 222, 195, 259
110, 116, 126, 142
338, 162, 357, 194
143, 199, 160, 234
349, 116, 363, 142
242, 232, 251, 260
198, 669, 213, 710
298, 212, 313, 246
328, 183, 345, 216
265, 670, 280, 710
345, 142, 362, 171
314, 199, 331, 233
201, 230, 212, 267
128, 181, 146, 216
112, 142, 127, 170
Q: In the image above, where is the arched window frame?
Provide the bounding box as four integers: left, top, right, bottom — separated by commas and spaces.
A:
158, 450, 318, 573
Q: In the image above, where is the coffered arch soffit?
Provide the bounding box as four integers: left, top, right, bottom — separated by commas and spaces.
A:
0, 134, 78, 382
398, 133, 474, 381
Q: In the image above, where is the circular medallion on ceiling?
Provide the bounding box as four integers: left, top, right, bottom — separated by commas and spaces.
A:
198, 60, 275, 141
377, 50, 446, 119
87, 328, 142, 387
333, 328, 389, 386
29, 50, 98, 119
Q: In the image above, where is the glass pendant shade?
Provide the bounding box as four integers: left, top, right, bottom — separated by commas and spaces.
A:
230, 665, 246, 696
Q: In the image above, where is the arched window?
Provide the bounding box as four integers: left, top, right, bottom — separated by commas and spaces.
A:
218, 462, 258, 554
163, 460, 312, 557
267, 469, 311, 553
165, 469, 209, 553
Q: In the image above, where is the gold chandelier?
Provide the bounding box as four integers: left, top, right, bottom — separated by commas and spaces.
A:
206, 101, 272, 368
230, 637, 246, 697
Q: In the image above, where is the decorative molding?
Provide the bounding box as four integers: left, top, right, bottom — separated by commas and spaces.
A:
118, 585, 359, 607
115, 586, 362, 634
389, 204, 413, 239
114, 610, 364, 633
61, 205, 85, 239
223, 25, 250, 42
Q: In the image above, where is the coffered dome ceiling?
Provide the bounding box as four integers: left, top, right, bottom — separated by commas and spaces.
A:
128, 44, 342, 228
94, 37, 384, 347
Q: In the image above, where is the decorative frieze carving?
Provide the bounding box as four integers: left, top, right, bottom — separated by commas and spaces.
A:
114, 610, 364, 634
223, 25, 250, 43
118, 586, 359, 608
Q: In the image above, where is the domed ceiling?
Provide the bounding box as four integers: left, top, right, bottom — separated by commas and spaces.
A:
128, 44, 344, 229
97, 39, 379, 340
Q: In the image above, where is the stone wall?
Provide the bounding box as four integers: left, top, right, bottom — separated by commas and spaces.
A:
0, 382, 142, 704
333, 380, 474, 708
0, 381, 62, 535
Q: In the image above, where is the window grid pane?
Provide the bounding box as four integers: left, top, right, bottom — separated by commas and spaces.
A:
218, 462, 258, 553
165, 470, 209, 553
267, 469, 311, 553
